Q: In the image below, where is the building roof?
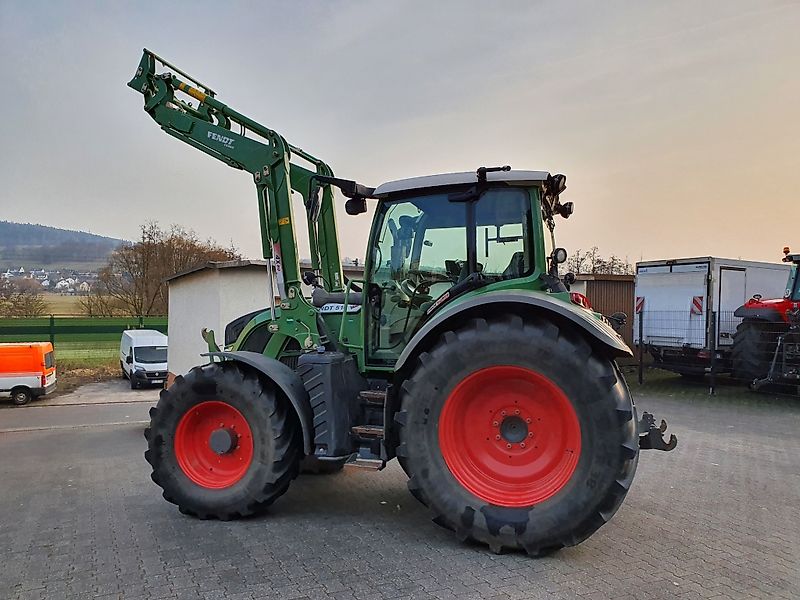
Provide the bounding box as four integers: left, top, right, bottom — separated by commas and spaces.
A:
575, 273, 635, 282
373, 170, 550, 197
165, 260, 269, 283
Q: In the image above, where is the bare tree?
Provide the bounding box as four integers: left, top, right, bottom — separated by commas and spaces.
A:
85, 222, 239, 317
566, 247, 633, 275
78, 290, 123, 317
0, 278, 49, 317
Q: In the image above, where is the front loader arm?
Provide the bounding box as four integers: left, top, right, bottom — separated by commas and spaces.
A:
127, 49, 345, 297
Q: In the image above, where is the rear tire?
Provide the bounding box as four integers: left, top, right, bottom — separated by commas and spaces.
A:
11, 387, 32, 406
144, 362, 302, 519
731, 320, 775, 381
396, 315, 638, 555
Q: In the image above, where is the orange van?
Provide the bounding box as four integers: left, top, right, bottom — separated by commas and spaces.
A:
0, 342, 57, 405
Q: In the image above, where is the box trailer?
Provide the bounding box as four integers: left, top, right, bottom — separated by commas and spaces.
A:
634, 257, 791, 375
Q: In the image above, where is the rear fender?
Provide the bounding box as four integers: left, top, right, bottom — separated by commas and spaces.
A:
203, 351, 313, 454
394, 291, 632, 373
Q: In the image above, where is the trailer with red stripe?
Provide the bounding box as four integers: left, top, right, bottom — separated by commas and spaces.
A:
634, 257, 790, 376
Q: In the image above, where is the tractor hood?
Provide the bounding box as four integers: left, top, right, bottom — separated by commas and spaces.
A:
734, 296, 795, 322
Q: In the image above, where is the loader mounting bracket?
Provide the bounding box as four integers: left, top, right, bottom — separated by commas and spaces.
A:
638, 411, 677, 451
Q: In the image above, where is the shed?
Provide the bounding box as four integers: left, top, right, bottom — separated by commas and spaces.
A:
571, 274, 635, 347
165, 260, 271, 386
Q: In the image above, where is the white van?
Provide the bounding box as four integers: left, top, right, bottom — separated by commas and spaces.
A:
120, 329, 168, 389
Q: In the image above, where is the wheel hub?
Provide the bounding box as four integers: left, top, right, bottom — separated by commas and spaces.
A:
499, 415, 528, 444
209, 428, 239, 455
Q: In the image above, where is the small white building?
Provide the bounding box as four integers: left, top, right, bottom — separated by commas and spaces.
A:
165, 260, 271, 386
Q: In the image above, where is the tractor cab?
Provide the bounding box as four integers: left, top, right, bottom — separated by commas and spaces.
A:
364, 170, 567, 365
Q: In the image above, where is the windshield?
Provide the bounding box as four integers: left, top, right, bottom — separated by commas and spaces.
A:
134, 346, 167, 364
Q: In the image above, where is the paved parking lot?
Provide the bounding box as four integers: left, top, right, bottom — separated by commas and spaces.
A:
0, 383, 798, 600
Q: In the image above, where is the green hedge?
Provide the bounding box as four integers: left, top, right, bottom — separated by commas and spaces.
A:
0, 316, 168, 345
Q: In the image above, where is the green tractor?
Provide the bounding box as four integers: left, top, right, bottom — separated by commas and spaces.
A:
129, 49, 676, 555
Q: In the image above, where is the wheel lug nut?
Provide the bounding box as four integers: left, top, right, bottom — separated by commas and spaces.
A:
520, 442, 526, 448
495, 435, 501, 440
526, 418, 531, 423
506, 443, 512, 449
528, 432, 534, 437
515, 409, 520, 415
492, 421, 499, 427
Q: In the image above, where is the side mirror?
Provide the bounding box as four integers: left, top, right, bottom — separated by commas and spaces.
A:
126, 355, 133, 364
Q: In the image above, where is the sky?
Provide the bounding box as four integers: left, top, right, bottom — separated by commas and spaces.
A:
1, 0, 798, 264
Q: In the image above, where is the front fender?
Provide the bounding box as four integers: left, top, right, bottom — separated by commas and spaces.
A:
395, 291, 632, 372
734, 305, 785, 322
203, 351, 313, 454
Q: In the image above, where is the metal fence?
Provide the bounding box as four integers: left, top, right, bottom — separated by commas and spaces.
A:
632, 308, 799, 395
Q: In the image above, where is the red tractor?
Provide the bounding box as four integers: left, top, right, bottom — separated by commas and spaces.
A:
732, 247, 800, 390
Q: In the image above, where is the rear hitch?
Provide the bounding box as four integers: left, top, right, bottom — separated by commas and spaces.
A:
638, 411, 677, 451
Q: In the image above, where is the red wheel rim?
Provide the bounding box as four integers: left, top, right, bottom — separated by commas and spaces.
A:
174, 401, 254, 489
438, 366, 581, 507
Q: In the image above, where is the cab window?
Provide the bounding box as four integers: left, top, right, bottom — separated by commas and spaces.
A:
476, 188, 532, 278
367, 186, 533, 362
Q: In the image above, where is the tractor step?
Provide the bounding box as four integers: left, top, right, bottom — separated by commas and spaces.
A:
359, 389, 387, 405
344, 455, 384, 470
351, 425, 384, 438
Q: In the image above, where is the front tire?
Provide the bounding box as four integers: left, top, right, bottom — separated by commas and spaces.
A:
732, 320, 775, 381
396, 315, 638, 555
144, 362, 302, 519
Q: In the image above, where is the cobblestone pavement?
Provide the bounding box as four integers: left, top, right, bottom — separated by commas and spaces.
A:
0, 389, 798, 600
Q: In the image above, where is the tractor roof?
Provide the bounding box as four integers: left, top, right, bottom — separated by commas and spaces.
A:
372, 170, 550, 197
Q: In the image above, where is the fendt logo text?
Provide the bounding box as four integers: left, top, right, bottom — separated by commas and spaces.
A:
207, 131, 234, 149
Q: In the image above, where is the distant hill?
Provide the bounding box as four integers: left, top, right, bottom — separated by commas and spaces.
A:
0, 221, 126, 271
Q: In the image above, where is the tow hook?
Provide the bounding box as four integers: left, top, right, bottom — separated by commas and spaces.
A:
638, 412, 677, 451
